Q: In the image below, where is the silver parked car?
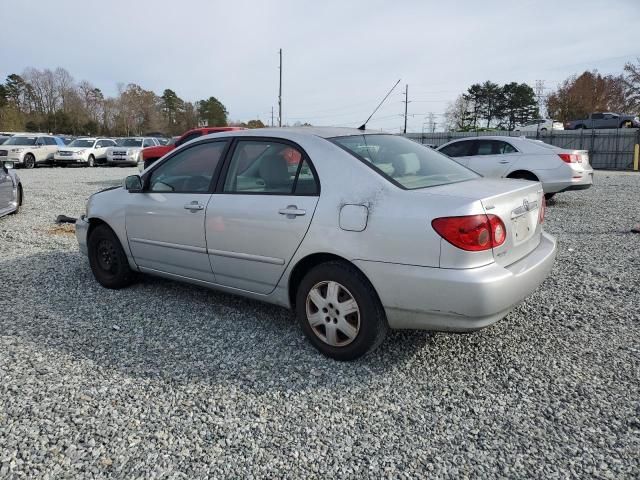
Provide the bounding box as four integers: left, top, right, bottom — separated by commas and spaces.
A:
105, 137, 159, 166
437, 136, 593, 199
76, 128, 556, 360
0, 161, 23, 217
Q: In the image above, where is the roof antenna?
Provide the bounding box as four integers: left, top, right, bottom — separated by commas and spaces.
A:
358, 79, 401, 131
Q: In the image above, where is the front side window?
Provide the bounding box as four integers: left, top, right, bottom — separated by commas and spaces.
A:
439, 140, 474, 158
148, 141, 227, 193
334, 135, 478, 190
592, 113, 604, 120
223, 140, 317, 195
177, 131, 202, 146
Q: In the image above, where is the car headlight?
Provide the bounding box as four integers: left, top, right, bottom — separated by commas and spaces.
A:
10, 148, 24, 153
76, 149, 86, 155
126, 149, 133, 155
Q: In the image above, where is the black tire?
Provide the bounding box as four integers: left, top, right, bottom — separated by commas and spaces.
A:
9, 185, 22, 215
88, 155, 95, 167
620, 120, 633, 128
295, 261, 388, 361
507, 171, 538, 182
544, 193, 556, 201
577, 124, 586, 129
23, 153, 35, 169
540, 127, 547, 132
88, 224, 136, 289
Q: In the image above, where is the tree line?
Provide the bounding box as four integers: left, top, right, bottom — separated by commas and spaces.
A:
444, 58, 640, 131
0, 67, 239, 136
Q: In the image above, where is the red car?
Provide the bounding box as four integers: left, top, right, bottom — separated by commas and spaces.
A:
140, 127, 244, 169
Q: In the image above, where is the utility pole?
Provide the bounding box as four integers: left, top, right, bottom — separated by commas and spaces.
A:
278, 49, 283, 127
402, 84, 409, 134
534, 80, 545, 118
271, 106, 274, 127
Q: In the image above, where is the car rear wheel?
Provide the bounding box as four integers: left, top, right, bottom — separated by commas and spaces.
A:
621, 120, 633, 128
296, 261, 388, 360
88, 224, 136, 289
507, 171, 538, 182
23, 154, 35, 169
540, 127, 547, 132
88, 155, 95, 167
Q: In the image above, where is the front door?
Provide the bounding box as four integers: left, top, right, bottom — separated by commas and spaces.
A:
125, 140, 228, 282
206, 139, 320, 294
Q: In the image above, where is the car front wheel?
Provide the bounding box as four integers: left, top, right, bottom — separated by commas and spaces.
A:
296, 261, 388, 360
88, 224, 136, 289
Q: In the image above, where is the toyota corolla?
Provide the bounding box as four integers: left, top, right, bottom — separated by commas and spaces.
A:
76, 128, 556, 360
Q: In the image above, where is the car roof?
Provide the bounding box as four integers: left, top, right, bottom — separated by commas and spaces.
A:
201, 126, 388, 141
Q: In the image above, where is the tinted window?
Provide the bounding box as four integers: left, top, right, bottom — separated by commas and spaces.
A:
592, 113, 604, 119
5, 136, 37, 146
334, 135, 478, 189
69, 139, 96, 148
497, 141, 517, 154
439, 140, 474, 158
223, 140, 317, 194
177, 131, 202, 146
148, 141, 227, 193
475, 140, 494, 155
121, 138, 143, 147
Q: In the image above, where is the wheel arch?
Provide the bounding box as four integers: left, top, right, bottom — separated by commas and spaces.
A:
506, 169, 539, 181
287, 252, 382, 309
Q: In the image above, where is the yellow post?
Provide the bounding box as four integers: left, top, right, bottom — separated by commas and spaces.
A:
635, 144, 639, 171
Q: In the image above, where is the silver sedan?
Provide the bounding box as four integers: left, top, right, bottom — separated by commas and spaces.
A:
0, 161, 23, 217
76, 128, 556, 360
437, 136, 593, 200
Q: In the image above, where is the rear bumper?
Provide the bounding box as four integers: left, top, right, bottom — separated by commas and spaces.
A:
355, 231, 557, 332
76, 215, 89, 256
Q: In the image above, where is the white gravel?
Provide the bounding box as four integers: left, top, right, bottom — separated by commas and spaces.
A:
1, 167, 639, 478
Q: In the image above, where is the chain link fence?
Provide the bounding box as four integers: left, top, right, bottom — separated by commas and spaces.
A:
404, 129, 640, 170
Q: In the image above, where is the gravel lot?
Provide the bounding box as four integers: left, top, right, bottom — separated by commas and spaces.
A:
1, 167, 639, 478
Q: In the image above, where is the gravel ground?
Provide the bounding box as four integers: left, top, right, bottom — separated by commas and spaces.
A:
0, 167, 639, 478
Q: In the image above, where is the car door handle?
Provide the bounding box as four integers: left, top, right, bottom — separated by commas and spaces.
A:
278, 205, 306, 217
184, 202, 204, 211
498, 160, 510, 164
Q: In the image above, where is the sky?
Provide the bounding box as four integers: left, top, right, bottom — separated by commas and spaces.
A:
1, 0, 639, 132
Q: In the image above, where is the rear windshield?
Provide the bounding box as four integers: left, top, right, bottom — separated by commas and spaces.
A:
120, 138, 143, 147
332, 134, 479, 189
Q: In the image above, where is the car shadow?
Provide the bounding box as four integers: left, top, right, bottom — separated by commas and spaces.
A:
1, 250, 438, 393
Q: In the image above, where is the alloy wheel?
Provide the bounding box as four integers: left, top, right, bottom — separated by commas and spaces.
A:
305, 281, 360, 347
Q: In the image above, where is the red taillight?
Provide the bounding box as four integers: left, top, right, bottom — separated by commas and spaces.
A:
558, 153, 579, 163
432, 214, 506, 252
539, 196, 546, 223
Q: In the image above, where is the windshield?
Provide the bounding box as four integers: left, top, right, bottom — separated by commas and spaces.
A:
68, 139, 95, 148
332, 134, 479, 189
120, 138, 143, 147
5, 136, 37, 146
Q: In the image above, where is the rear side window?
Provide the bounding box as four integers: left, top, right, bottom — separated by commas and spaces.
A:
497, 141, 517, 154
333, 135, 478, 190
439, 140, 474, 158
475, 140, 494, 156
177, 131, 203, 146
223, 140, 318, 195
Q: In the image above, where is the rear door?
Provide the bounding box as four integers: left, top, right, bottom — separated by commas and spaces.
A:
125, 140, 229, 282
205, 138, 320, 294
466, 140, 518, 178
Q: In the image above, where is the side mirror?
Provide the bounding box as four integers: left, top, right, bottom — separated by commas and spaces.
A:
124, 175, 143, 192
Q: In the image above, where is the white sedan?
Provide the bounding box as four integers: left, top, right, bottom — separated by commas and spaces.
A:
515, 119, 564, 133
437, 136, 593, 199
53, 138, 117, 167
